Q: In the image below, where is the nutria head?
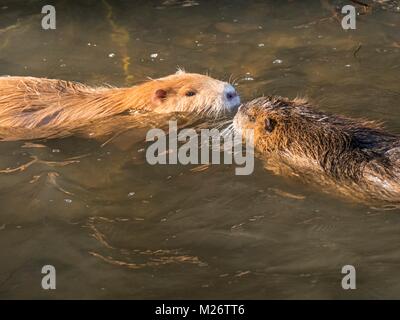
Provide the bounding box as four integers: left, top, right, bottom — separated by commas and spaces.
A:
233, 96, 333, 155
135, 70, 240, 116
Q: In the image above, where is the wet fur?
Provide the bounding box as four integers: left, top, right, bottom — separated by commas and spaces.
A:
235, 97, 400, 204
0, 72, 232, 139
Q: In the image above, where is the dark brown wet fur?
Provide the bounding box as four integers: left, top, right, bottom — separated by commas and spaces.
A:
234, 96, 400, 204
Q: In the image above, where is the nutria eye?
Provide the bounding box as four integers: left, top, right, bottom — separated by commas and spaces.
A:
185, 91, 196, 97
265, 118, 277, 133
249, 115, 256, 122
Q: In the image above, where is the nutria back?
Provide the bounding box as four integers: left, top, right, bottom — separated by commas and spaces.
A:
0, 76, 113, 129
234, 96, 400, 204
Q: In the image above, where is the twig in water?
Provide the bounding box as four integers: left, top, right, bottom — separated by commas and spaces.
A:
353, 43, 362, 58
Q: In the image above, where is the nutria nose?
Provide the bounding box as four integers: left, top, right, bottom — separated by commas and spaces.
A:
226, 91, 237, 100
223, 84, 240, 111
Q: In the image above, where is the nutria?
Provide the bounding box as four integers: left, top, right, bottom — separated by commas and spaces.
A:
0, 70, 240, 133
233, 96, 400, 204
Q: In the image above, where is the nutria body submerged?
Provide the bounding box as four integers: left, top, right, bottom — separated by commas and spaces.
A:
0, 71, 239, 138
234, 97, 400, 204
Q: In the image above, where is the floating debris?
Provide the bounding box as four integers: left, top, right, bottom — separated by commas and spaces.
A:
235, 270, 251, 277
21, 142, 47, 148
190, 164, 209, 172
157, 0, 199, 9
243, 76, 254, 81
270, 188, 305, 200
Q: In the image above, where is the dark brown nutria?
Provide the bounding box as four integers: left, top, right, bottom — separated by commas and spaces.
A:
0, 70, 240, 138
233, 96, 400, 204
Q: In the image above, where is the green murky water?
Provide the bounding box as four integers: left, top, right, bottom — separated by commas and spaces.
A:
0, 0, 400, 299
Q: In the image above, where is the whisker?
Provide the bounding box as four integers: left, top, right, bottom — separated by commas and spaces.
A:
232, 75, 241, 86
228, 73, 233, 85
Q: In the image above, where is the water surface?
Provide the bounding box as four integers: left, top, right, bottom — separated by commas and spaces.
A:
0, 0, 400, 299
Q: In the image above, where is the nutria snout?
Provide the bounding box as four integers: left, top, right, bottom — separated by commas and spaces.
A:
234, 96, 400, 204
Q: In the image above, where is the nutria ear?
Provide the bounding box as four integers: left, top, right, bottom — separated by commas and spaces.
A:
265, 118, 277, 133
153, 89, 168, 103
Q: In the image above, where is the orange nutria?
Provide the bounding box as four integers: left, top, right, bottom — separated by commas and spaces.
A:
233, 96, 400, 204
0, 70, 240, 132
